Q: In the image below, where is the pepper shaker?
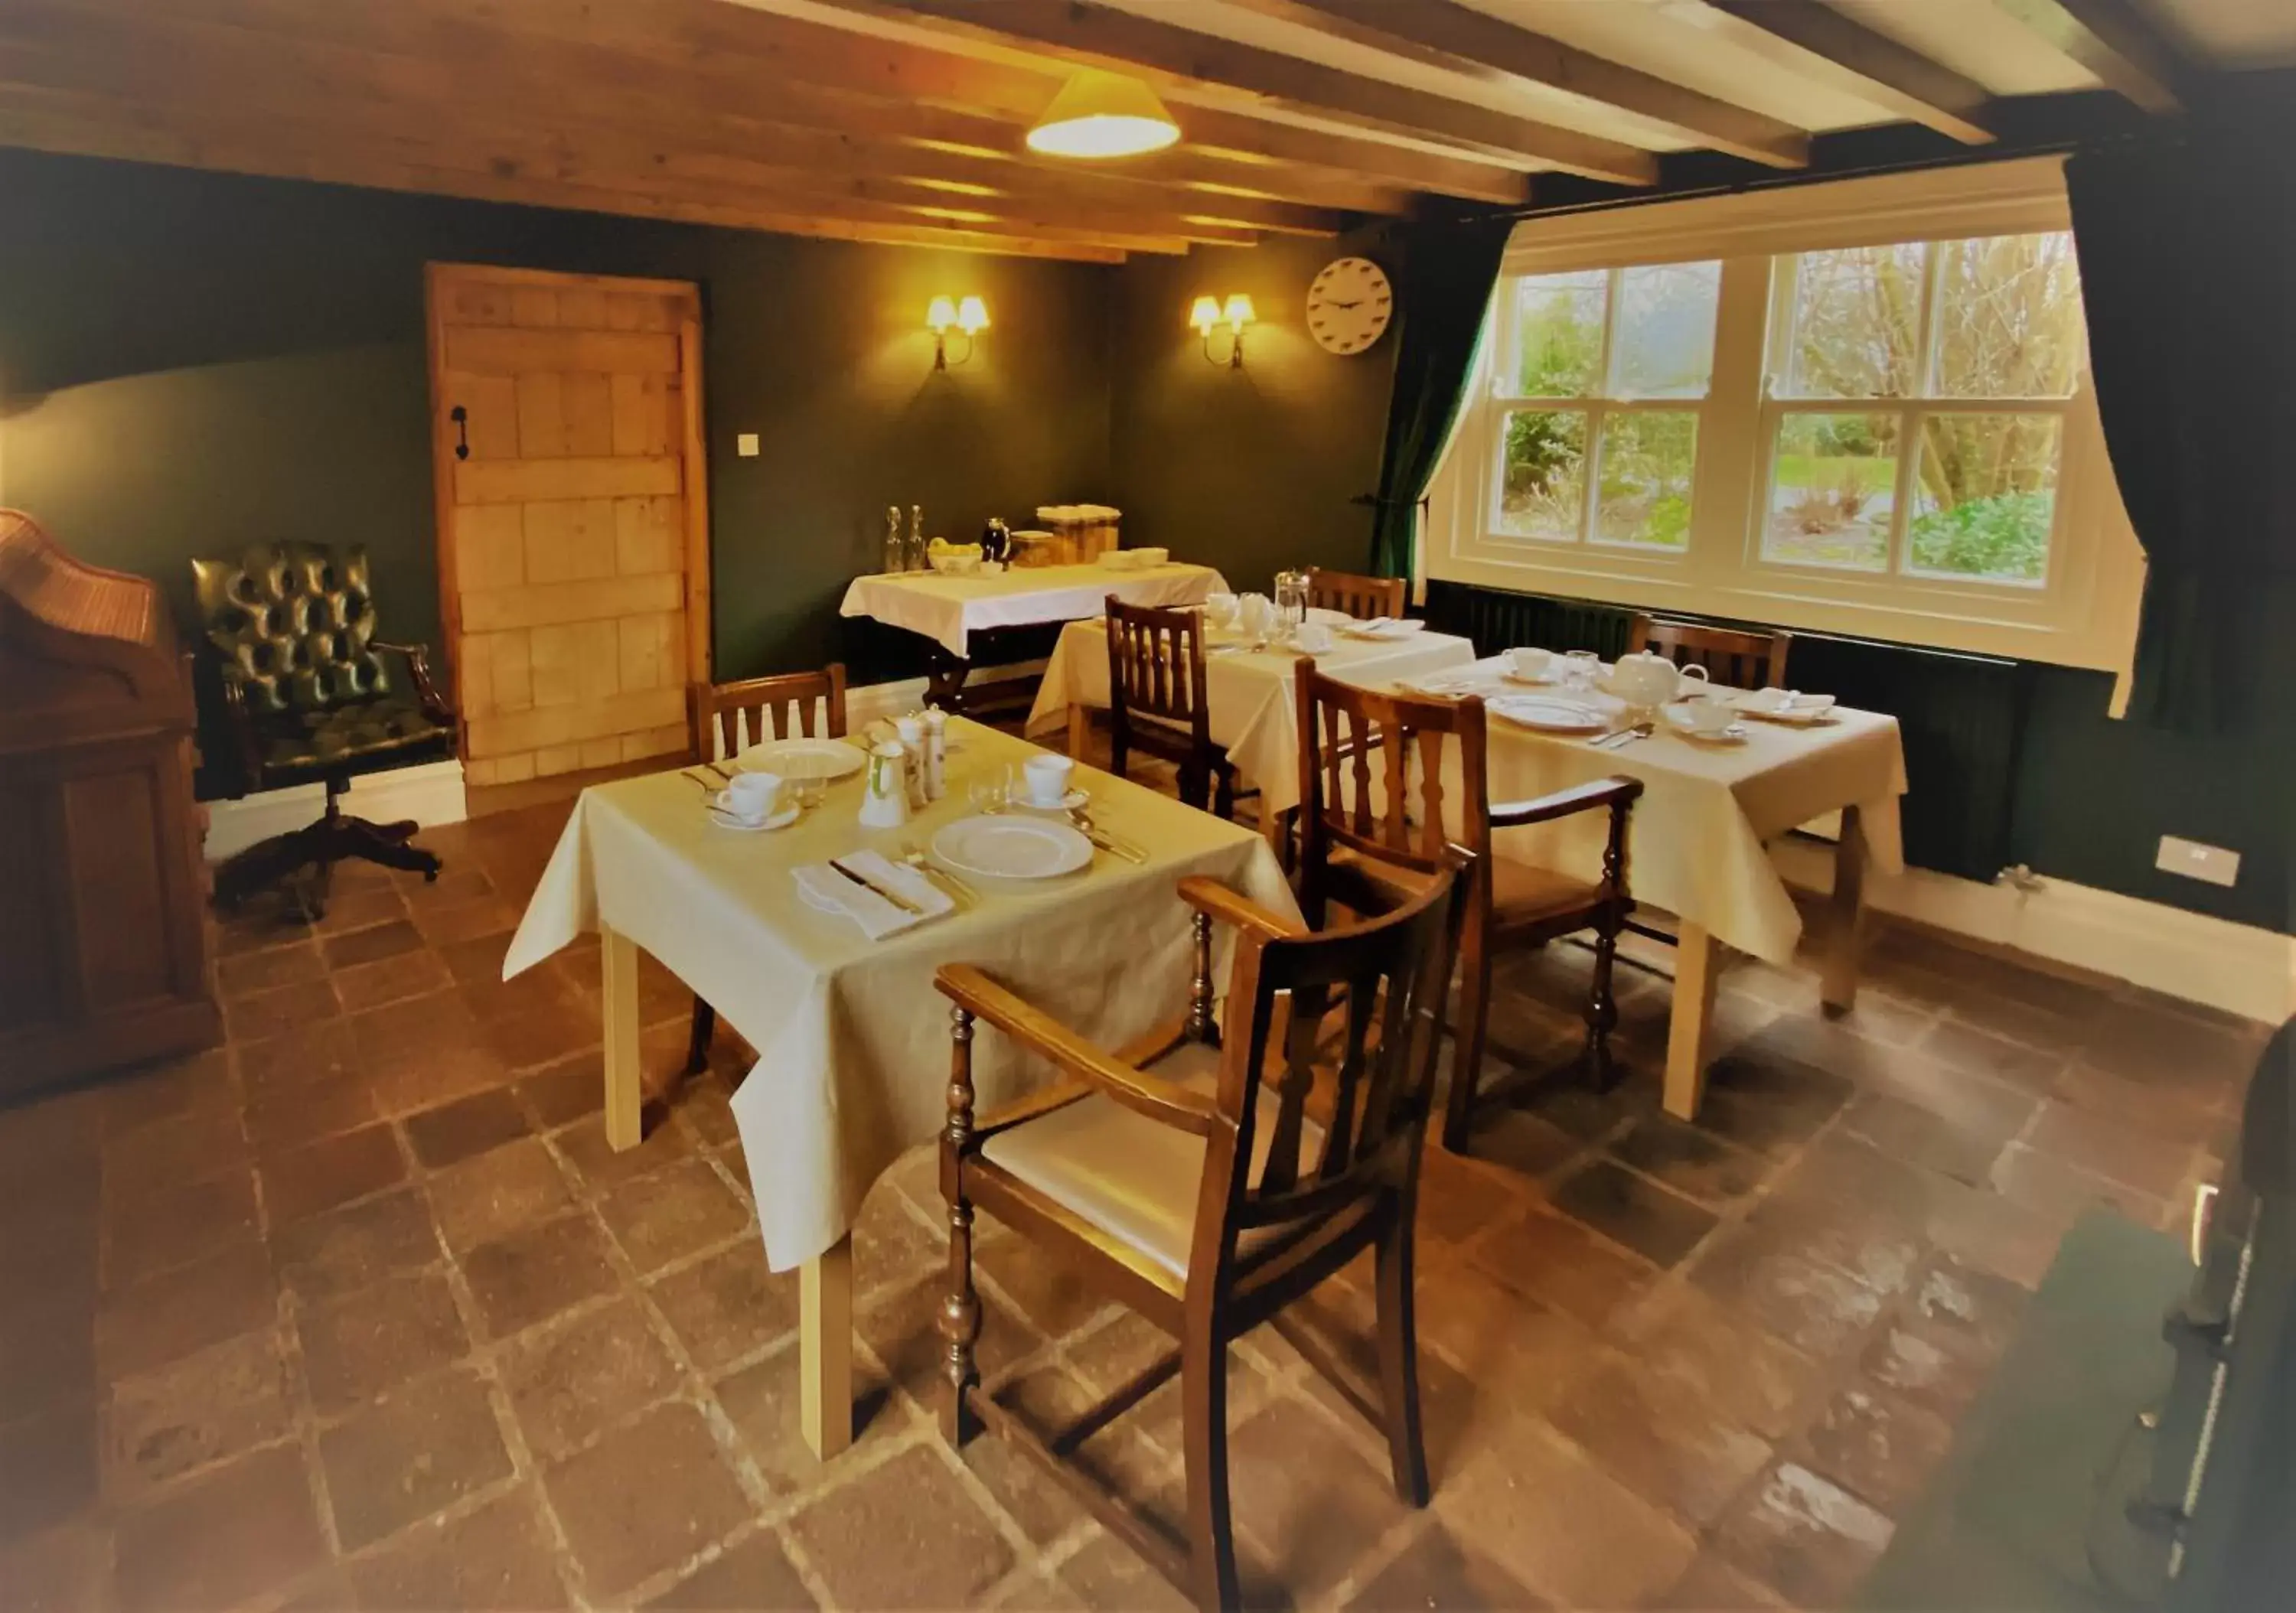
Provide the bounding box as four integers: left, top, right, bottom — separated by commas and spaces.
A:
921, 708, 947, 802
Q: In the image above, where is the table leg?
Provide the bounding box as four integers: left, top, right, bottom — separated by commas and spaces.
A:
800, 1236, 855, 1460
1664, 923, 1725, 1121
1068, 702, 1091, 762
1821, 804, 1867, 1016
924, 648, 970, 715
600, 924, 643, 1152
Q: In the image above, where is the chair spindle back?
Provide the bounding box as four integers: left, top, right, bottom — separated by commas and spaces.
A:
1626, 614, 1791, 690
693, 664, 847, 761
1105, 597, 1211, 740
1304, 567, 1407, 622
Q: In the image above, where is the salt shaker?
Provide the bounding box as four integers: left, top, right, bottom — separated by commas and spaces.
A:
921, 708, 947, 802
894, 715, 927, 807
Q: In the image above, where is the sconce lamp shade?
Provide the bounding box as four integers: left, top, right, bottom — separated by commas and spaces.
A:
926, 295, 958, 332
1222, 294, 1256, 328
1027, 70, 1181, 159
1189, 295, 1222, 335
956, 295, 990, 334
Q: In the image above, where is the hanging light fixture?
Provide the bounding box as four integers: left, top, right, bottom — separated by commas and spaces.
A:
1026, 70, 1180, 159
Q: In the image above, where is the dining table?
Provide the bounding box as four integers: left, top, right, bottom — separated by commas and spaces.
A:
1026, 611, 1482, 829
840, 560, 1229, 712
500, 717, 1296, 1461
1391, 658, 1909, 1120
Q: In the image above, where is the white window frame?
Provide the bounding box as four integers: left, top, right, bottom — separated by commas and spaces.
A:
1424, 158, 2145, 676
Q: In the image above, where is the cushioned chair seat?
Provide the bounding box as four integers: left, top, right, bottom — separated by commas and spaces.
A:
978, 1042, 1323, 1282
1330, 845, 1599, 929
259, 697, 452, 771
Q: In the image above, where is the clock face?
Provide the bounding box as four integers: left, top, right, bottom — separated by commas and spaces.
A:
1306, 256, 1394, 356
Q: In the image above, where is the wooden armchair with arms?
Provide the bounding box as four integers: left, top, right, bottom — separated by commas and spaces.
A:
1104, 596, 1244, 819
1293, 662, 1643, 1154
933, 864, 1470, 1611
683, 663, 846, 1073
1626, 613, 1791, 689
1304, 567, 1407, 621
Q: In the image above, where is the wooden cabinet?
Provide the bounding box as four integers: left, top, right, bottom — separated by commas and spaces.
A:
0, 511, 218, 1099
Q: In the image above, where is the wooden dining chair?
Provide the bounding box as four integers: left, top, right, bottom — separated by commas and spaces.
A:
934, 863, 1470, 1611
683, 664, 847, 1074
1293, 663, 1642, 1154
1626, 613, 1791, 689
1104, 597, 1243, 818
1305, 566, 1407, 621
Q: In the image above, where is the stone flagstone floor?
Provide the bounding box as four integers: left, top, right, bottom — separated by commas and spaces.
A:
0, 793, 2262, 1611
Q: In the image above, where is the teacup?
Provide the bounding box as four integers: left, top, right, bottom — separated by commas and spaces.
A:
1293, 621, 1335, 654
716, 771, 784, 823
1672, 699, 1736, 736
1022, 753, 1075, 807
1508, 647, 1551, 681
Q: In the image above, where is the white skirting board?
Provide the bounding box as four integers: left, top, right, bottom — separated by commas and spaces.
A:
1770, 836, 2294, 1027
201, 759, 469, 864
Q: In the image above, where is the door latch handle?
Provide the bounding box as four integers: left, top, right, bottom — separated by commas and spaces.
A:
450, 404, 469, 461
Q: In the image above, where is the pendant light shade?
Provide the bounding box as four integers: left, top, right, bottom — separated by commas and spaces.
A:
1026, 70, 1181, 159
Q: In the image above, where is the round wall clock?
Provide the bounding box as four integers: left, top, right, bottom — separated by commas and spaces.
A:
1306, 256, 1394, 356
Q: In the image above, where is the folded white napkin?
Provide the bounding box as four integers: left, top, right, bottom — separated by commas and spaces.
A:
792, 850, 954, 940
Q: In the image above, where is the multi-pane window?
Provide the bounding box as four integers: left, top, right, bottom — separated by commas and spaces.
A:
1760, 232, 2086, 585
1489, 261, 1720, 551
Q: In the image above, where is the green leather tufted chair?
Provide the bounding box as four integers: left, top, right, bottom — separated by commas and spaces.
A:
193, 542, 458, 915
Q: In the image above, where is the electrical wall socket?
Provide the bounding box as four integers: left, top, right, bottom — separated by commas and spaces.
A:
735, 432, 760, 458
2156, 835, 2240, 888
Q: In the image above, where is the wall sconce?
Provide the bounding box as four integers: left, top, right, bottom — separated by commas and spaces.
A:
927, 295, 989, 370
1191, 293, 1255, 369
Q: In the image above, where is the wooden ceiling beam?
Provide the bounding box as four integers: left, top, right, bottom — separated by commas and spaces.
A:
0, 93, 1137, 259
160, 0, 1516, 204
1991, 0, 2183, 112
0, 77, 1209, 253
1699, 2, 1997, 145
1251, 0, 1808, 169
847, 0, 1658, 184
0, 24, 1319, 243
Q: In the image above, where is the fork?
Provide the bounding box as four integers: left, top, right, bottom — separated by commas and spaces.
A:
900, 841, 977, 904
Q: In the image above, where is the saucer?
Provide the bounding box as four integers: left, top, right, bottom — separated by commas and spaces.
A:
1012, 788, 1089, 813
1502, 670, 1561, 686
709, 803, 802, 832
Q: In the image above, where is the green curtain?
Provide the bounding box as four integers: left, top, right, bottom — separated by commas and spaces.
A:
2066, 137, 2296, 732
1365, 217, 1512, 579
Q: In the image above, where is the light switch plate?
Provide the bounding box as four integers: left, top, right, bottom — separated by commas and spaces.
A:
2157, 835, 2240, 888
735, 432, 760, 458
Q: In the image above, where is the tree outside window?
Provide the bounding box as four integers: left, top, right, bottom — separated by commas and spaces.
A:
1764, 233, 2086, 585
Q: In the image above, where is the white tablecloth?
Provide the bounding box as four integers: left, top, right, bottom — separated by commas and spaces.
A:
501, 720, 1296, 1271
838, 562, 1229, 658
1026, 619, 1480, 815
1413, 660, 1908, 965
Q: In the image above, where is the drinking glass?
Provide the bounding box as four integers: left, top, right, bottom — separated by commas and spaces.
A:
967, 763, 1012, 815
1564, 649, 1600, 691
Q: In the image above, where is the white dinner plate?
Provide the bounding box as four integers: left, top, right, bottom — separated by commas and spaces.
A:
1340, 619, 1426, 640
736, 737, 866, 780
1487, 696, 1609, 734
932, 815, 1094, 879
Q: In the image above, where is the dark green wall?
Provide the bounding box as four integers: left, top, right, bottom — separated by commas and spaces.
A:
0, 147, 1112, 696
1107, 227, 1401, 593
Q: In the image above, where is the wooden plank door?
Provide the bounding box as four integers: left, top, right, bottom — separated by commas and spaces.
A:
426, 263, 711, 788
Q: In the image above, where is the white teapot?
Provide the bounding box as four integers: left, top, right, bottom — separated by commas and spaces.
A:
1605, 650, 1709, 709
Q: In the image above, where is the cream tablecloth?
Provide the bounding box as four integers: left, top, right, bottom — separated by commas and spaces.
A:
1026, 618, 1480, 815
839, 562, 1228, 657
501, 719, 1296, 1271
1411, 660, 1907, 966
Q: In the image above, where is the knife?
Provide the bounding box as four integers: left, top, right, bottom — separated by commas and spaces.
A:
827, 857, 923, 915
1068, 813, 1146, 864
